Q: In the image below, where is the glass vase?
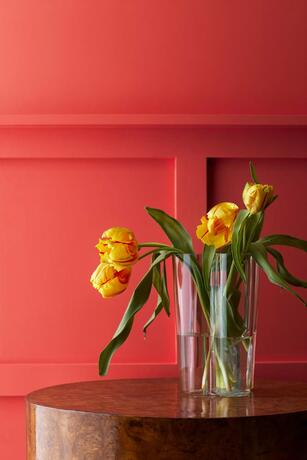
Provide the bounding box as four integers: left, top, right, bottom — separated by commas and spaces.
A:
174, 253, 259, 397
174, 255, 210, 394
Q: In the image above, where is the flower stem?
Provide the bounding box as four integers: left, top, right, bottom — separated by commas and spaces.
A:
139, 242, 175, 249
138, 249, 161, 261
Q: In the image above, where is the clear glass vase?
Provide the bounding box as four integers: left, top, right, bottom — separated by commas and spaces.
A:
174, 253, 259, 397
174, 255, 210, 394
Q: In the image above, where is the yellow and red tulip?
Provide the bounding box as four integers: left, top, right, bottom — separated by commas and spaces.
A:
196, 202, 239, 249
242, 182, 274, 214
96, 227, 138, 269
90, 263, 131, 298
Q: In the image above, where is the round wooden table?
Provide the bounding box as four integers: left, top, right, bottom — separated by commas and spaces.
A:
26, 378, 307, 460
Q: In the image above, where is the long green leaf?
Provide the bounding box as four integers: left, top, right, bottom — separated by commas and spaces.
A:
145, 207, 193, 254
99, 252, 171, 375
259, 234, 307, 252
180, 253, 210, 321
161, 260, 170, 315
249, 161, 259, 183
226, 296, 246, 337
249, 242, 307, 307
267, 247, 307, 288
152, 261, 170, 315
143, 297, 164, 335
143, 257, 170, 335
231, 209, 249, 282
245, 211, 264, 243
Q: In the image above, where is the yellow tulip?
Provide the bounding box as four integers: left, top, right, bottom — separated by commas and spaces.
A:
242, 182, 274, 214
196, 202, 239, 249
90, 263, 131, 298
96, 227, 138, 269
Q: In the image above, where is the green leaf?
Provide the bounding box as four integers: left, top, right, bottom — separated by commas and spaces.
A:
226, 296, 246, 337
264, 194, 278, 209
249, 242, 307, 307
231, 210, 249, 282
162, 260, 170, 315
143, 257, 170, 335
267, 247, 307, 288
143, 298, 164, 336
176, 252, 210, 321
202, 245, 216, 291
145, 207, 193, 254
249, 161, 259, 183
153, 262, 170, 315
259, 234, 307, 252
99, 252, 171, 376
245, 211, 264, 243
99, 270, 153, 375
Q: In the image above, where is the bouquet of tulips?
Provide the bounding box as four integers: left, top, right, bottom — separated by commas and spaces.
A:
91, 162, 307, 389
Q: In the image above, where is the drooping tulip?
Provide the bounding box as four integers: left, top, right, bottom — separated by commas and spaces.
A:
96, 227, 138, 269
90, 263, 131, 298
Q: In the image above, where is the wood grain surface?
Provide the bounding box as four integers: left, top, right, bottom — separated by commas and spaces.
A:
27, 379, 307, 459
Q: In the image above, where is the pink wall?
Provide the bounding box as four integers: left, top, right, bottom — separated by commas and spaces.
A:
0, 2, 306, 459
1, 0, 307, 115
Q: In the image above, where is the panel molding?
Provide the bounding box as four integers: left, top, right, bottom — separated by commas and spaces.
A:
1, 126, 307, 160
0, 114, 307, 126
0, 129, 306, 397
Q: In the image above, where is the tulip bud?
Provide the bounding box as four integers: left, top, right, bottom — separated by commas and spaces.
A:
90, 263, 131, 298
196, 202, 239, 249
96, 227, 138, 269
243, 182, 274, 214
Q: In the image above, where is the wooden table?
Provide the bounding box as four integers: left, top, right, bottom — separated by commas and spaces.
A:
26, 379, 307, 460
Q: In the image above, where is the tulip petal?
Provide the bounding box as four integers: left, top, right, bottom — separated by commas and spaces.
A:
97, 227, 139, 267
196, 220, 208, 241
90, 263, 131, 298
196, 202, 238, 249
102, 227, 137, 244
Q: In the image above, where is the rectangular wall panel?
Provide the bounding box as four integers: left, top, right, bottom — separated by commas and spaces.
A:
207, 158, 307, 362
0, 158, 175, 365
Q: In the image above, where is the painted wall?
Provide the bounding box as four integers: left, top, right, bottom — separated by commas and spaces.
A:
0, 2, 306, 459
1, 0, 307, 115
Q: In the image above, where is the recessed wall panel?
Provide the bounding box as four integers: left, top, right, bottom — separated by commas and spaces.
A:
208, 158, 307, 361
0, 158, 175, 364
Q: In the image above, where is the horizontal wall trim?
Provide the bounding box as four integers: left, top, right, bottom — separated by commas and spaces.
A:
0, 361, 306, 397
0, 114, 307, 126
0, 128, 306, 160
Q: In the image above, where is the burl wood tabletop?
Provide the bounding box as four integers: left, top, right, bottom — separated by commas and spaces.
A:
27, 379, 307, 460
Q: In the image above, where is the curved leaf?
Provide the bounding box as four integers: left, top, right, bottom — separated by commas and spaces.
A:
145, 207, 193, 254
161, 260, 170, 315
143, 258, 170, 335
99, 251, 171, 375
259, 234, 307, 252
249, 242, 307, 307
245, 211, 264, 243
180, 253, 210, 320
249, 161, 260, 183
143, 297, 164, 336
231, 210, 249, 282
152, 262, 170, 316
267, 247, 307, 288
